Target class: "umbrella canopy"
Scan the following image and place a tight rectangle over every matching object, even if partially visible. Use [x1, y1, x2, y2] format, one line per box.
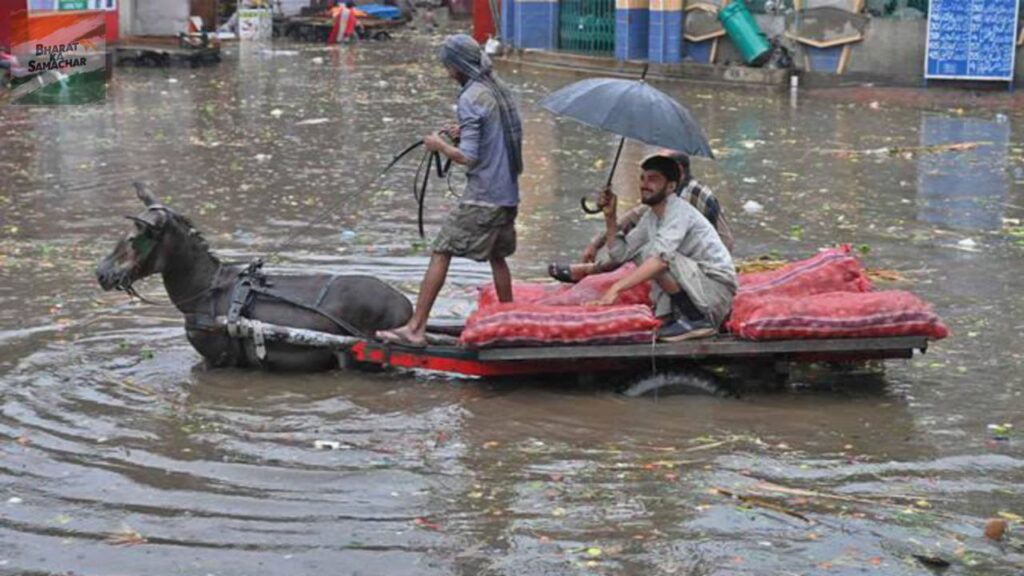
[539, 77, 714, 159]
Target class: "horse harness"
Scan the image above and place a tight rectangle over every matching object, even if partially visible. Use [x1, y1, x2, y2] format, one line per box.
[185, 260, 366, 367]
[170, 134, 458, 364]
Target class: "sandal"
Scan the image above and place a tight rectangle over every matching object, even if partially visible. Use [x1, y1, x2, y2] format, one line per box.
[547, 263, 578, 284]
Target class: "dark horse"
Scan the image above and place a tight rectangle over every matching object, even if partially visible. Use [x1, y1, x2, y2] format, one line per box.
[96, 184, 413, 371]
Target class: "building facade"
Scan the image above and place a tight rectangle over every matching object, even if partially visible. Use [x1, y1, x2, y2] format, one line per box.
[498, 0, 1024, 84]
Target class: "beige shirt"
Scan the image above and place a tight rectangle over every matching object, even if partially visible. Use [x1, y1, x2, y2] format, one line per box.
[605, 195, 737, 290]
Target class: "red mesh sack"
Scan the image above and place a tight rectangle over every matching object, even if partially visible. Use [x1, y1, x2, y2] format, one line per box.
[738, 246, 872, 297]
[727, 246, 873, 333]
[476, 265, 652, 310]
[459, 303, 660, 348]
[477, 281, 564, 310]
[732, 291, 949, 341]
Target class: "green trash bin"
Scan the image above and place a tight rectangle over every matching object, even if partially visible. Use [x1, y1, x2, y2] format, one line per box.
[718, 1, 771, 66]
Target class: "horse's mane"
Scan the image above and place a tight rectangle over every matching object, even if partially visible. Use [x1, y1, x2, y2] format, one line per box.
[164, 208, 220, 265]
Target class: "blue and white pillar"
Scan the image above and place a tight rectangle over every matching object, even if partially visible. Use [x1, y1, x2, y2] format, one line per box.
[615, 0, 649, 61]
[514, 0, 558, 50]
[501, 0, 517, 46]
[648, 0, 682, 63]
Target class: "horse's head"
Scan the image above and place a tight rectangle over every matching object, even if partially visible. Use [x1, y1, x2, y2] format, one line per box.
[95, 183, 178, 293]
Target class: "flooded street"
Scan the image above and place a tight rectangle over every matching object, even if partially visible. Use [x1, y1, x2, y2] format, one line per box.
[2, 32, 1024, 575]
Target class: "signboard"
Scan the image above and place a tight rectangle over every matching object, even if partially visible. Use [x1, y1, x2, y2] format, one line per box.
[925, 0, 1020, 81]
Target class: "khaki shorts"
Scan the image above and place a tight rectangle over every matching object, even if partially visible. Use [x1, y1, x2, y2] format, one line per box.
[432, 204, 517, 262]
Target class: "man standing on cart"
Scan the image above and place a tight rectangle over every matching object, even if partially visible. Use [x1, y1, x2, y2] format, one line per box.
[377, 34, 523, 348]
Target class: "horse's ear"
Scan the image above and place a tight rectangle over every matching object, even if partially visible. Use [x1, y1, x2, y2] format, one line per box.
[133, 181, 159, 207]
[126, 215, 155, 232]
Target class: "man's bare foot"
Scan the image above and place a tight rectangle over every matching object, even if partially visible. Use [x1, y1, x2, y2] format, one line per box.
[376, 325, 427, 348]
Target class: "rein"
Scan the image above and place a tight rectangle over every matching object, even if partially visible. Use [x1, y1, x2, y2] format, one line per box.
[412, 144, 455, 239]
[263, 137, 435, 262]
[264, 132, 459, 258]
[120, 261, 225, 309]
[116, 135, 457, 336]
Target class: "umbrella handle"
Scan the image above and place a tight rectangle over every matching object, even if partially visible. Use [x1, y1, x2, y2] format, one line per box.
[604, 136, 626, 189]
[580, 136, 627, 215]
[580, 196, 603, 214]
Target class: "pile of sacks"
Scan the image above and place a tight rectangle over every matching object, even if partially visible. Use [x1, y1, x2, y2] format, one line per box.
[460, 246, 948, 348]
[461, 264, 658, 348]
[726, 246, 948, 341]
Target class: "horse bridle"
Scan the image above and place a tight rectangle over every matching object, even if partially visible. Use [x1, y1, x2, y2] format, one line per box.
[125, 216, 162, 265]
[119, 205, 222, 308]
[119, 207, 364, 340]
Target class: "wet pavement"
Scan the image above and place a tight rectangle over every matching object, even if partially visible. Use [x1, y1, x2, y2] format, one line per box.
[2, 31, 1024, 575]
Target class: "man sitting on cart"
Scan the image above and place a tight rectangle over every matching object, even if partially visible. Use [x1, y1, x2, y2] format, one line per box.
[549, 150, 733, 283]
[592, 155, 737, 342]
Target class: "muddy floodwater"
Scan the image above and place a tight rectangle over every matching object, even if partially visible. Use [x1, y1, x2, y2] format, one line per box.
[2, 32, 1024, 575]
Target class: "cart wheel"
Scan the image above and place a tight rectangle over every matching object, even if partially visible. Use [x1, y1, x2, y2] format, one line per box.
[620, 367, 737, 398]
[374, 30, 392, 41]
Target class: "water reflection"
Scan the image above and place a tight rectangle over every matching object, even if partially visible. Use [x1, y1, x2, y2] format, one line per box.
[917, 114, 1010, 231]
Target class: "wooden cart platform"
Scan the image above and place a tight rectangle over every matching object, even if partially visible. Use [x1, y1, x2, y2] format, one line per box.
[344, 334, 930, 378]
[218, 317, 930, 380]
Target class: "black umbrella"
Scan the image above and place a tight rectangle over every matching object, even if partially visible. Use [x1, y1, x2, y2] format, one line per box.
[539, 68, 713, 213]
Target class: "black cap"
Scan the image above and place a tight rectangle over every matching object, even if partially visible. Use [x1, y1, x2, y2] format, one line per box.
[640, 154, 681, 184]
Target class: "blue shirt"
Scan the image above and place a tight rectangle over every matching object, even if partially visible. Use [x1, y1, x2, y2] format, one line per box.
[457, 80, 519, 207]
